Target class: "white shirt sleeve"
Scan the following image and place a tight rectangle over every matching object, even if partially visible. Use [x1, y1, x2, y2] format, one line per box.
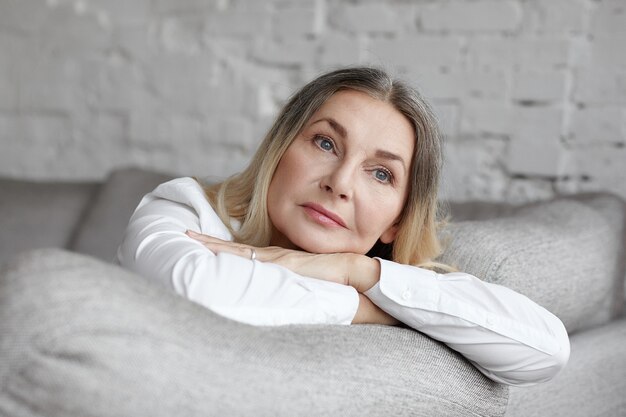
[116, 177, 359, 327]
[364, 258, 570, 387]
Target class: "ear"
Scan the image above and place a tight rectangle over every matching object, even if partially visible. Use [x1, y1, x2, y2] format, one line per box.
[380, 224, 399, 244]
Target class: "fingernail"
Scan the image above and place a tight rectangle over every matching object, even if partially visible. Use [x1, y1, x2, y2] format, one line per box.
[186, 230, 197, 235]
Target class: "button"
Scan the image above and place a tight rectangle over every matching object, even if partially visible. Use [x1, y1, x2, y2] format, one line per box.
[401, 289, 412, 300]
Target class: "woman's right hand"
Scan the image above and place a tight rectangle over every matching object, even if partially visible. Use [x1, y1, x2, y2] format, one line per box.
[186, 230, 380, 292]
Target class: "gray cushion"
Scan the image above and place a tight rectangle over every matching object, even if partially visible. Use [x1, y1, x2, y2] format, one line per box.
[0, 248, 508, 417]
[69, 167, 174, 262]
[439, 194, 626, 334]
[0, 178, 98, 267]
[505, 317, 626, 417]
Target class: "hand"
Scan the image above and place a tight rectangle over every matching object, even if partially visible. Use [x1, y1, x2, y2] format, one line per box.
[185, 230, 380, 292]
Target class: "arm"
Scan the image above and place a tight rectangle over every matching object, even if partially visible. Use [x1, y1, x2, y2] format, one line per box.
[362, 258, 570, 387]
[117, 178, 360, 326]
[191, 235, 569, 387]
[353, 294, 400, 325]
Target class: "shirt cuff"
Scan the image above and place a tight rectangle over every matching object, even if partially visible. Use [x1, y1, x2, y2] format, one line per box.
[297, 274, 360, 325]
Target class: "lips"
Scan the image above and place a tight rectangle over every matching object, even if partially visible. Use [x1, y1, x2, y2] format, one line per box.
[301, 203, 347, 228]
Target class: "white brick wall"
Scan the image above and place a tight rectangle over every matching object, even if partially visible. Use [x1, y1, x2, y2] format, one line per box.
[0, 0, 624, 203]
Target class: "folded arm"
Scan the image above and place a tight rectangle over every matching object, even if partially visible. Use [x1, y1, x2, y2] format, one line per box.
[193, 233, 570, 387]
[116, 179, 360, 326]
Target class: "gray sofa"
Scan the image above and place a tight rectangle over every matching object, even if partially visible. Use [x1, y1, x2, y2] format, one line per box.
[0, 167, 624, 417]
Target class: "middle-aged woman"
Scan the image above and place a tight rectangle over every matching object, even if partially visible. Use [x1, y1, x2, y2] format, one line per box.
[117, 67, 570, 387]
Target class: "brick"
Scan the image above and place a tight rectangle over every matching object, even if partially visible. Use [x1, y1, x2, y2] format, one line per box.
[510, 106, 563, 141]
[431, 102, 459, 138]
[583, 37, 626, 69]
[569, 107, 626, 144]
[521, 0, 586, 34]
[274, 6, 318, 37]
[460, 100, 512, 136]
[17, 56, 83, 111]
[467, 38, 569, 69]
[329, 3, 403, 34]
[82, 59, 140, 111]
[205, 10, 270, 37]
[319, 34, 362, 67]
[421, 1, 522, 33]
[569, 145, 626, 196]
[159, 16, 204, 54]
[73, 111, 127, 146]
[413, 70, 507, 100]
[148, 55, 239, 116]
[574, 69, 626, 104]
[511, 72, 567, 102]
[0, 0, 48, 33]
[74, 0, 151, 27]
[40, 4, 112, 55]
[591, 0, 626, 36]
[440, 139, 508, 201]
[0, 65, 17, 111]
[505, 178, 556, 204]
[252, 39, 318, 66]
[368, 37, 463, 70]
[152, 0, 218, 15]
[215, 117, 254, 151]
[18, 113, 73, 147]
[507, 135, 567, 177]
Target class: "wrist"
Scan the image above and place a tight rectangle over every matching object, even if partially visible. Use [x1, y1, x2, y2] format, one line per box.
[348, 254, 381, 293]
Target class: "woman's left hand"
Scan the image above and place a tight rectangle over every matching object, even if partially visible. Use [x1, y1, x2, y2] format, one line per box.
[185, 230, 380, 293]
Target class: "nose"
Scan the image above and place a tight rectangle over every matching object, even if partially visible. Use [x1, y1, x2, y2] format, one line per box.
[320, 162, 355, 200]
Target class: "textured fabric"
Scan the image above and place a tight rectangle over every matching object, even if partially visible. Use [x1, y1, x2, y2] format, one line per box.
[69, 167, 174, 261]
[438, 195, 625, 334]
[505, 316, 626, 417]
[0, 248, 508, 417]
[367, 260, 569, 386]
[0, 178, 98, 266]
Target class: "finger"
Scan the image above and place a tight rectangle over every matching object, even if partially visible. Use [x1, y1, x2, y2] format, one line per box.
[185, 230, 224, 243]
[199, 240, 255, 260]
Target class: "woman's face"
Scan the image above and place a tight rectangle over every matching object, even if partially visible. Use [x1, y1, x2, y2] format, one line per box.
[267, 89, 415, 254]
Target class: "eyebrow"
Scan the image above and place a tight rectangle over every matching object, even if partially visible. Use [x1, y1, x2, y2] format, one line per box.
[375, 149, 408, 172]
[313, 117, 409, 173]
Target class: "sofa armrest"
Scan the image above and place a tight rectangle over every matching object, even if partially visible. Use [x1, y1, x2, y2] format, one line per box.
[0, 249, 508, 417]
[69, 167, 174, 262]
[0, 178, 99, 267]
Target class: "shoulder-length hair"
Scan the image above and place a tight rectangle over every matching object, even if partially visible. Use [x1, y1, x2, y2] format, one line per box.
[202, 67, 444, 267]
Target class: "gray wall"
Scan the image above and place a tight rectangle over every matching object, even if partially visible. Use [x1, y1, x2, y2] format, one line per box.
[0, 0, 624, 202]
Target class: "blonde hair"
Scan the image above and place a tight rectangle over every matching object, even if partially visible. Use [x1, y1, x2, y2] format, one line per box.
[202, 67, 445, 267]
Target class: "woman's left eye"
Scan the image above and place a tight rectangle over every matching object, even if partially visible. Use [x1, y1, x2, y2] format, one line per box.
[373, 168, 393, 184]
[314, 136, 334, 152]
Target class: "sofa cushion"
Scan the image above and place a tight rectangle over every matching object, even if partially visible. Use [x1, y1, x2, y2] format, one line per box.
[439, 194, 626, 334]
[0, 248, 509, 417]
[69, 167, 174, 262]
[0, 178, 98, 267]
[505, 316, 626, 417]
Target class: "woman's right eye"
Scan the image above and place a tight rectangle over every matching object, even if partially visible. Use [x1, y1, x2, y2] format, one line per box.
[314, 136, 335, 152]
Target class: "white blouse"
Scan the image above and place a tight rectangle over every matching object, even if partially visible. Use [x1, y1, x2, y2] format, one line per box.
[117, 177, 570, 387]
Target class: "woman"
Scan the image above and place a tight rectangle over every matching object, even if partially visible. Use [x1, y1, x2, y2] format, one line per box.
[117, 67, 570, 387]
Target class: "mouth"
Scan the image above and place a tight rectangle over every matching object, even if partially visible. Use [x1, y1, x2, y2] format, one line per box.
[300, 203, 347, 228]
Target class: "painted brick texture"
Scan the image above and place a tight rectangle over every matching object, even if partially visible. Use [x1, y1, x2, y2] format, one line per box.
[0, 0, 624, 202]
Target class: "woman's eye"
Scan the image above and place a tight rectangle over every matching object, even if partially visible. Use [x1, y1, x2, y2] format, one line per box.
[374, 168, 392, 183]
[314, 136, 334, 152]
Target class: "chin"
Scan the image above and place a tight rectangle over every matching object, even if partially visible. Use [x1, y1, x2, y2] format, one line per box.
[290, 235, 364, 255]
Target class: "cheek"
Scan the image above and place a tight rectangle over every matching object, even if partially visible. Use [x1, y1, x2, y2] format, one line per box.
[355, 192, 405, 235]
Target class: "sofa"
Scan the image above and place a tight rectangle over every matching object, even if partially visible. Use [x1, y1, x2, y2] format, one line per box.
[0, 167, 624, 417]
